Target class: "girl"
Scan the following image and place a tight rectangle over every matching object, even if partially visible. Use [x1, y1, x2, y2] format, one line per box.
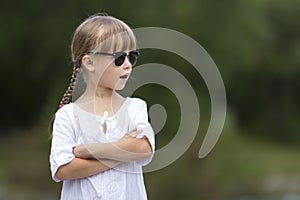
[49, 14, 155, 200]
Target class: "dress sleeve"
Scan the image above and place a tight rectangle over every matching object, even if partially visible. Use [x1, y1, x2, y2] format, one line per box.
[129, 98, 155, 166]
[49, 105, 76, 182]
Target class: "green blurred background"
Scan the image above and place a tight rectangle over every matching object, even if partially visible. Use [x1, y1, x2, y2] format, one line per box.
[1, 0, 300, 199]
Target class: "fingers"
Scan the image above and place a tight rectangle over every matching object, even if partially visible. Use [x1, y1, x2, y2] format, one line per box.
[126, 128, 143, 138]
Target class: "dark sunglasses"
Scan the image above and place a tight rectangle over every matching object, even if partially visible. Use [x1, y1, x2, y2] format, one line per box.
[88, 50, 140, 67]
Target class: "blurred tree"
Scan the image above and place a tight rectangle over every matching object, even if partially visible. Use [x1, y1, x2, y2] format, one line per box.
[226, 0, 300, 142]
[0, 0, 299, 144]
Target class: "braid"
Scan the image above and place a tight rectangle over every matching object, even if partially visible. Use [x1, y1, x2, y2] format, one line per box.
[58, 65, 81, 108]
[49, 65, 80, 135]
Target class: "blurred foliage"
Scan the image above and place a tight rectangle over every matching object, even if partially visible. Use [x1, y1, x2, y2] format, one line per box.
[1, 0, 300, 199]
[1, 0, 299, 142]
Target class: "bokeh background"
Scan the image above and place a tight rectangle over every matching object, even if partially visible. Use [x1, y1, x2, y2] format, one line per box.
[1, 0, 300, 199]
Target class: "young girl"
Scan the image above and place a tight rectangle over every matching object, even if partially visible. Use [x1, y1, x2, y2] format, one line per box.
[49, 14, 155, 200]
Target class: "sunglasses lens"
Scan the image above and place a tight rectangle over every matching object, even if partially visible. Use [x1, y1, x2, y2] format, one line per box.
[129, 52, 139, 66]
[114, 53, 126, 66]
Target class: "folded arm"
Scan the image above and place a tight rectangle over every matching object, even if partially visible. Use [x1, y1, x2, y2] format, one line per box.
[73, 129, 153, 162]
[55, 158, 121, 181]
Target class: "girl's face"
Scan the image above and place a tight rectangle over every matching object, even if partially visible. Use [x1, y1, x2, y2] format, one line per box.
[95, 50, 133, 91]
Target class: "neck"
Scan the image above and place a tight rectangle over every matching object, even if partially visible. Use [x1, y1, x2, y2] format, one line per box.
[80, 82, 115, 101]
[75, 85, 125, 116]
[95, 87, 114, 101]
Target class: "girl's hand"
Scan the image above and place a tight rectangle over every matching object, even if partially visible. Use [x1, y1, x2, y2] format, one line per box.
[73, 145, 90, 159]
[121, 128, 143, 140]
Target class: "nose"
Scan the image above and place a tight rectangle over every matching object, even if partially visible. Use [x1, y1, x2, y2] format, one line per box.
[122, 56, 132, 70]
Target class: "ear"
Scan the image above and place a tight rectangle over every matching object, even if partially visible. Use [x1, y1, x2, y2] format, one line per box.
[81, 55, 95, 72]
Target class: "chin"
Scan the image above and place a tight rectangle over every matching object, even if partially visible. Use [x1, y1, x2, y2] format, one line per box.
[115, 84, 126, 91]
[115, 86, 125, 91]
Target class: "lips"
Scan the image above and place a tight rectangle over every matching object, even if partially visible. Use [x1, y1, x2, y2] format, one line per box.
[120, 74, 129, 79]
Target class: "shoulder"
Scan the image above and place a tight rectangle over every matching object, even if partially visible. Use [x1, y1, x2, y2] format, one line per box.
[127, 97, 148, 109]
[55, 103, 74, 120]
[128, 97, 147, 105]
[52, 103, 76, 137]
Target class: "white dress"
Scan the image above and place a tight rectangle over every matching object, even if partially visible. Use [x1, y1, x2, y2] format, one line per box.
[49, 97, 155, 200]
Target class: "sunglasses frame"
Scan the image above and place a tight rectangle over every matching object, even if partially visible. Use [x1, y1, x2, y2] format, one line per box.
[88, 50, 140, 67]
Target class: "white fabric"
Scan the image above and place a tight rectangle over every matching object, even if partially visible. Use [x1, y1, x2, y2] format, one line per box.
[49, 97, 155, 200]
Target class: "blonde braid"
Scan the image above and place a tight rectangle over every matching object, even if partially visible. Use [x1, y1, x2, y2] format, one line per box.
[58, 65, 81, 108]
[49, 65, 80, 134]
